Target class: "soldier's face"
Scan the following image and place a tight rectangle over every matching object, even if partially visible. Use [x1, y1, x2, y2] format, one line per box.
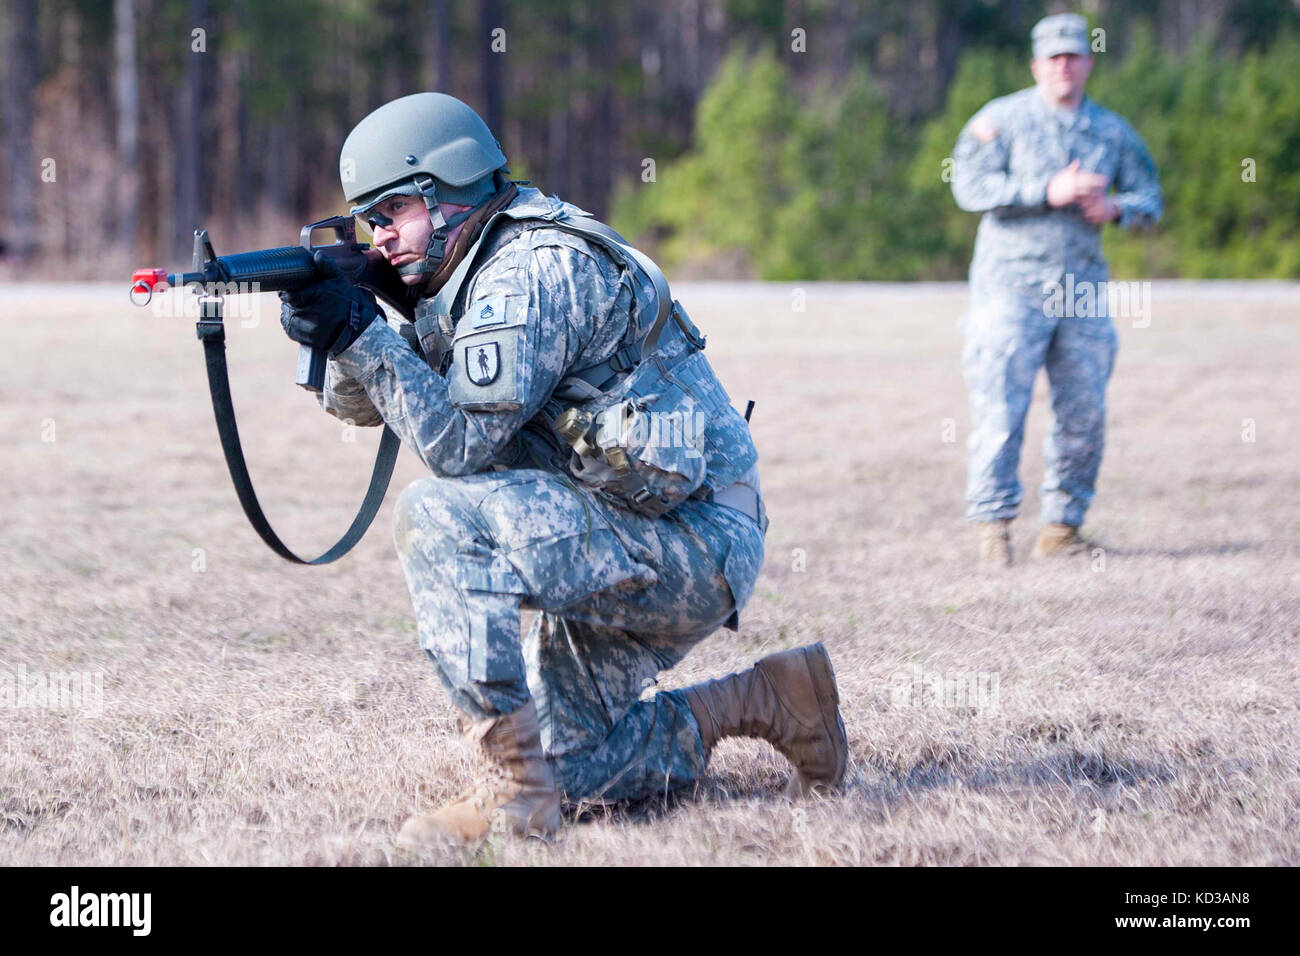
[365, 195, 437, 284]
[1031, 52, 1093, 105]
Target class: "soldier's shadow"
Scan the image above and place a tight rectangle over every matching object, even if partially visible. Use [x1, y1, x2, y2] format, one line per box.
[562, 770, 793, 828]
[1096, 540, 1258, 559]
[563, 745, 1188, 828]
[563, 791, 690, 828]
[873, 748, 1177, 795]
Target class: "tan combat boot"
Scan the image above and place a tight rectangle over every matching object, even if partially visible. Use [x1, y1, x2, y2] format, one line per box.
[978, 519, 1013, 567]
[682, 643, 849, 798]
[1031, 522, 1091, 558]
[396, 699, 561, 847]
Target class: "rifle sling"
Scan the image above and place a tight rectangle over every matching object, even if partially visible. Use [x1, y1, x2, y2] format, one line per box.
[196, 314, 399, 565]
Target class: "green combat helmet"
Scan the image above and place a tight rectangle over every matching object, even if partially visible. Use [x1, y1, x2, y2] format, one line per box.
[339, 92, 508, 279]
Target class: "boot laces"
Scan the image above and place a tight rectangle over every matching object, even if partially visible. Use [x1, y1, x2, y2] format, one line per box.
[471, 761, 512, 805]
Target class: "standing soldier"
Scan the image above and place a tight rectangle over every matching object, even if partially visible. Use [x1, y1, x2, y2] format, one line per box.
[277, 93, 848, 845]
[951, 13, 1162, 565]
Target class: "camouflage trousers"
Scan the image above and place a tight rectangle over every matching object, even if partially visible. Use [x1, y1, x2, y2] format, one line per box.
[392, 468, 765, 803]
[961, 273, 1119, 526]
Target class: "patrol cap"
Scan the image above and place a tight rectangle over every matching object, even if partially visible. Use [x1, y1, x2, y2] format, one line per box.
[1031, 13, 1090, 59]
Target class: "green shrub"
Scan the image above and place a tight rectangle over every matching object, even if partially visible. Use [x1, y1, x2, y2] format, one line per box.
[612, 31, 1300, 279]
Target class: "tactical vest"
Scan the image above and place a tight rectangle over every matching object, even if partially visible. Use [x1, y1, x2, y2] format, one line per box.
[409, 190, 762, 523]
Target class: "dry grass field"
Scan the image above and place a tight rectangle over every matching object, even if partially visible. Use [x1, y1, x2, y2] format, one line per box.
[2, 281, 1297, 866]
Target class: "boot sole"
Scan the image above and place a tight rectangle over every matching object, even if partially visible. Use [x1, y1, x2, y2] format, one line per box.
[799, 643, 849, 791]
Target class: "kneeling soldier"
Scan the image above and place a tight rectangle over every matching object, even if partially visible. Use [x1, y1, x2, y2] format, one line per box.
[278, 93, 848, 844]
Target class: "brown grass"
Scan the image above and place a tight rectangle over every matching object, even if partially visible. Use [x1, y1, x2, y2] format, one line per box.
[2, 281, 1297, 865]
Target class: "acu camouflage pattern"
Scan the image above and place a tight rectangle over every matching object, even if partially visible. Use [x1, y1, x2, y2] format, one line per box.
[555, 297, 759, 518]
[951, 88, 1162, 526]
[319, 187, 766, 802]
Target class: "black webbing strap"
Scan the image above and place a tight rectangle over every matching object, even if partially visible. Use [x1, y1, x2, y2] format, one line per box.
[196, 311, 399, 564]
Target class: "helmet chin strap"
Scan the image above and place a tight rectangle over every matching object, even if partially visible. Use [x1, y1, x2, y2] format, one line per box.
[394, 174, 475, 278]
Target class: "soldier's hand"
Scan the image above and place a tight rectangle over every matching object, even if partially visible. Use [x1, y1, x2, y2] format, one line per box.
[279, 255, 380, 356]
[1077, 191, 1121, 225]
[1047, 159, 1110, 208]
[968, 116, 1000, 144]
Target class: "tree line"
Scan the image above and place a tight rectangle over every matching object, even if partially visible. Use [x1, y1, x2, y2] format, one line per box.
[1, 0, 1296, 278]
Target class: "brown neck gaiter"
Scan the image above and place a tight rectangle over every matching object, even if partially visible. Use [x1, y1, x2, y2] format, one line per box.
[421, 183, 520, 297]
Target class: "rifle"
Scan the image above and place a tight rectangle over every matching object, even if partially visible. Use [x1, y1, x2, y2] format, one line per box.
[130, 217, 416, 565]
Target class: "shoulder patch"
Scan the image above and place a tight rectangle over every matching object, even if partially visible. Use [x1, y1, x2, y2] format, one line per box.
[448, 292, 530, 411]
[464, 341, 501, 386]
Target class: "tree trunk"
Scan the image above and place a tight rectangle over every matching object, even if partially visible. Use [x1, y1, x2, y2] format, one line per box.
[2, 0, 39, 261]
[545, 5, 570, 198]
[114, 0, 140, 258]
[172, 0, 207, 259]
[211, 21, 245, 242]
[480, 0, 503, 135]
[426, 0, 451, 91]
[593, 1, 616, 218]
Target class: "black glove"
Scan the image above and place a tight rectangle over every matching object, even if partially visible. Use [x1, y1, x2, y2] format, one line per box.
[279, 254, 379, 356]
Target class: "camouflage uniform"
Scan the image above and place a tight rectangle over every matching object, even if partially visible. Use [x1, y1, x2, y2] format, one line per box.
[318, 187, 766, 802]
[952, 87, 1162, 526]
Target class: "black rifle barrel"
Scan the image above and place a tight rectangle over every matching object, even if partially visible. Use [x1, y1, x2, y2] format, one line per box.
[172, 245, 365, 292]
